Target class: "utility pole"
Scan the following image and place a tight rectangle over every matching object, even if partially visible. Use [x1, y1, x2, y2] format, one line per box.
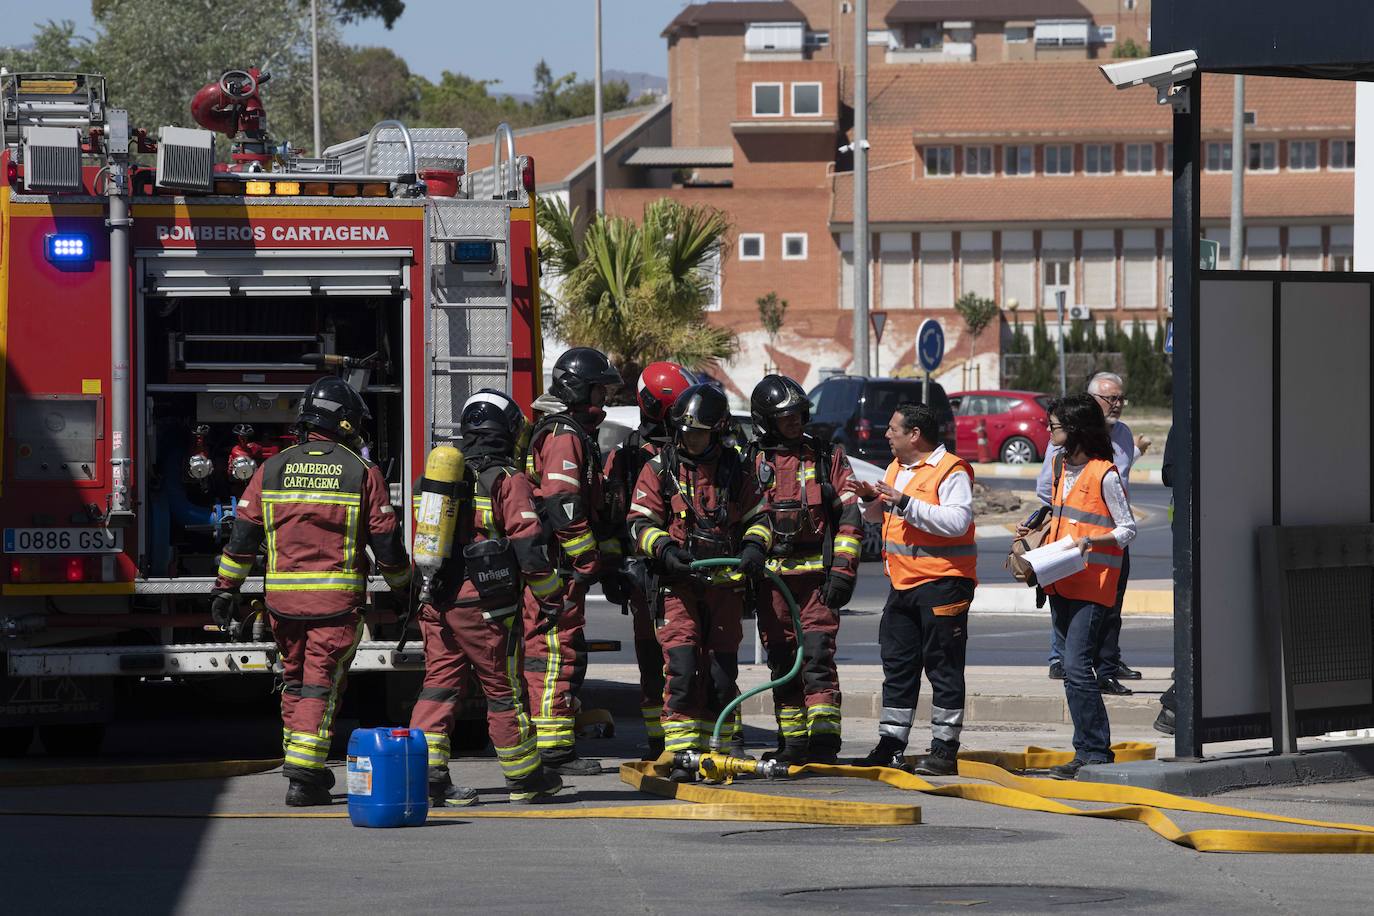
[852, 0, 870, 375]
[1230, 75, 1244, 268]
[594, 0, 605, 212]
[1055, 289, 1067, 396]
[310, 0, 322, 156]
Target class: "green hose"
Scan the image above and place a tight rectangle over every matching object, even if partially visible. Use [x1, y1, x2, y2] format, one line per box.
[688, 558, 804, 751]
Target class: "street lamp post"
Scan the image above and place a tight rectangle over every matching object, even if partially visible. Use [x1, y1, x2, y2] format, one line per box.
[594, 0, 605, 213]
[310, 0, 321, 156]
[1056, 288, 1067, 396]
[851, 0, 870, 375]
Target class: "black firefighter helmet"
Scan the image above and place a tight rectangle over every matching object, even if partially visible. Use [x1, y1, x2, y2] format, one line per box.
[669, 383, 731, 457]
[297, 376, 370, 446]
[549, 347, 622, 407]
[460, 388, 527, 446]
[750, 374, 810, 442]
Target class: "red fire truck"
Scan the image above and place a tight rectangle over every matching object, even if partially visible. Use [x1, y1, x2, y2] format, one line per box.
[0, 70, 543, 755]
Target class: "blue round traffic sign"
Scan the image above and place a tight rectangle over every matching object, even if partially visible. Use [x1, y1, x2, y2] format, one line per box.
[917, 319, 944, 372]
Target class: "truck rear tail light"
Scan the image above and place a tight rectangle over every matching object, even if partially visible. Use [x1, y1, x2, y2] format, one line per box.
[245, 180, 273, 195]
[333, 183, 358, 196]
[65, 558, 86, 583]
[5, 160, 18, 186]
[274, 181, 301, 196]
[521, 156, 535, 194]
[302, 182, 331, 196]
[857, 418, 873, 441]
[10, 558, 25, 582]
[361, 183, 389, 197]
[214, 180, 239, 194]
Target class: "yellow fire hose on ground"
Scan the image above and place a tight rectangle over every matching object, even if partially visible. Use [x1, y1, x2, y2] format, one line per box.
[4, 561, 1374, 851]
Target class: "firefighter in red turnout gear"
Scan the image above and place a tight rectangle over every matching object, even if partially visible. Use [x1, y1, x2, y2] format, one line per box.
[522, 348, 622, 776]
[748, 375, 864, 764]
[408, 390, 567, 806]
[213, 378, 410, 807]
[628, 384, 772, 781]
[602, 361, 698, 759]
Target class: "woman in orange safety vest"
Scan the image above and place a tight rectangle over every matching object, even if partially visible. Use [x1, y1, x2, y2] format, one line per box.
[1018, 393, 1137, 780]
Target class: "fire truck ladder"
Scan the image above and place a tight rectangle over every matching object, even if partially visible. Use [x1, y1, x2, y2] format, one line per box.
[425, 125, 522, 446]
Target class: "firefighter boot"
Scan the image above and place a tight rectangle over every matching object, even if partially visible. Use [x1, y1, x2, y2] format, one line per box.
[912, 742, 959, 777]
[763, 706, 809, 766]
[508, 767, 567, 804]
[542, 751, 603, 776]
[852, 736, 912, 772]
[285, 779, 334, 807]
[428, 767, 479, 808]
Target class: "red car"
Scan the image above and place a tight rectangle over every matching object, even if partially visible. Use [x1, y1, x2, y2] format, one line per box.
[949, 390, 1052, 464]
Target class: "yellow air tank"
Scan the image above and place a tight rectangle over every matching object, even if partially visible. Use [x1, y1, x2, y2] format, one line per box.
[412, 445, 465, 603]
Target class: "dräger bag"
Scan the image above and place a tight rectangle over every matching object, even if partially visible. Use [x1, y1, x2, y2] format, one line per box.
[1006, 507, 1051, 585]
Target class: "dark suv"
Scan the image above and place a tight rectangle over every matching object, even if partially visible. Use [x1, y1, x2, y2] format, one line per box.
[806, 376, 958, 464]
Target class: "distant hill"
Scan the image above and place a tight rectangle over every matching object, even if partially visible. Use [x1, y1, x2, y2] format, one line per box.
[605, 70, 668, 99]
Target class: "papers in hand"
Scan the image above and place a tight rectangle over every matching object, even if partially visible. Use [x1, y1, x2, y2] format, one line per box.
[1021, 536, 1087, 588]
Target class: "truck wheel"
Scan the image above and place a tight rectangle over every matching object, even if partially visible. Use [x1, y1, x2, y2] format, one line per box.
[0, 726, 34, 758]
[38, 723, 106, 757]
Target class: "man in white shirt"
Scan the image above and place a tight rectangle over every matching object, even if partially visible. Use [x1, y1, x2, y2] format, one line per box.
[1036, 372, 1149, 692]
[849, 404, 976, 777]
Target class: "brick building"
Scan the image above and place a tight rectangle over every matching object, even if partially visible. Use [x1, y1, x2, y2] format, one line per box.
[495, 1, 1354, 399]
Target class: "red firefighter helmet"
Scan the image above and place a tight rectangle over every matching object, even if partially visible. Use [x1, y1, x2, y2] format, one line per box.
[636, 362, 698, 424]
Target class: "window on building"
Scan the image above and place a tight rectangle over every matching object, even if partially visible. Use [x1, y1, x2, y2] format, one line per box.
[1205, 142, 1232, 172]
[1002, 231, 1036, 309]
[1005, 26, 1029, 43]
[1093, 24, 1116, 43]
[739, 233, 764, 260]
[914, 24, 942, 49]
[1288, 226, 1322, 271]
[838, 233, 872, 311]
[1126, 0, 1138, 9]
[964, 146, 994, 176]
[1035, 19, 1090, 46]
[1085, 144, 1114, 175]
[1124, 143, 1155, 173]
[1288, 140, 1319, 171]
[961, 232, 994, 301]
[869, 29, 895, 47]
[1247, 141, 1277, 172]
[752, 83, 783, 117]
[919, 232, 953, 308]
[804, 30, 830, 49]
[792, 82, 822, 116]
[703, 245, 722, 311]
[1082, 233, 1116, 309]
[924, 146, 954, 177]
[1331, 139, 1356, 170]
[745, 22, 805, 53]
[1334, 253, 1355, 271]
[782, 233, 808, 260]
[1042, 257, 1072, 306]
[881, 233, 914, 309]
[1044, 145, 1073, 175]
[1246, 226, 1280, 270]
[1122, 230, 1156, 309]
[1004, 145, 1034, 176]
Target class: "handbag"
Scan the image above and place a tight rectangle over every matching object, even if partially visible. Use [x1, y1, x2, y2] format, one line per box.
[1005, 453, 1063, 586]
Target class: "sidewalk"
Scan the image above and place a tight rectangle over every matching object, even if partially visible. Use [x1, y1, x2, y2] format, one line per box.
[973, 579, 1172, 616]
[971, 461, 1164, 485]
[584, 663, 1172, 729]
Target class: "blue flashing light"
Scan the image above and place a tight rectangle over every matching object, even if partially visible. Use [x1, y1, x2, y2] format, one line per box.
[45, 233, 91, 264]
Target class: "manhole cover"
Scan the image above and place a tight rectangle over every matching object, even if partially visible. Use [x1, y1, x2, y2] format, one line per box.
[717, 826, 1035, 847]
[781, 884, 1128, 909]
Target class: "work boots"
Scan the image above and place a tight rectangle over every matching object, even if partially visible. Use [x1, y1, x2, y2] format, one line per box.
[912, 742, 959, 777]
[283, 765, 335, 807]
[541, 752, 603, 776]
[508, 767, 567, 804]
[762, 734, 810, 767]
[428, 767, 479, 808]
[643, 736, 666, 761]
[852, 736, 912, 771]
[807, 734, 841, 766]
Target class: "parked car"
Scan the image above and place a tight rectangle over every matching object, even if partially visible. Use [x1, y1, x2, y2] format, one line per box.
[949, 389, 1052, 464]
[806, 376, 957, 465]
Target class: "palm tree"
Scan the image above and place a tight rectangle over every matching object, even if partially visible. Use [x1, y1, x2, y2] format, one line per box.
[537, 197, 737, 380]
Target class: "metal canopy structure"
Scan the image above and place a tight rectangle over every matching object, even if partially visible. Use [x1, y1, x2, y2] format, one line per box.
[1155, 0, 1374, 757]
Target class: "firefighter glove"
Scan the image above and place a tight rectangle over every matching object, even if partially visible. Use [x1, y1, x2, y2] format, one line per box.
[661, 545, 694, 576]
[600, 568, 629, 606]
[821, 569, 857, 609]
[737, 542, 767, 577]
[210, 588, 240, 632]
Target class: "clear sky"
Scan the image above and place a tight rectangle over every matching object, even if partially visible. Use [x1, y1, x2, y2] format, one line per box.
[7, 0, 684, 94]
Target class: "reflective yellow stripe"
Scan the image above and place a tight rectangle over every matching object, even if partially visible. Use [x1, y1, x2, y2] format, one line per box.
[766, 555, 824, 573]
[528, 571, 561, 598]
[562, 531, 596, 556]
[261, 490, 362, 506]
[217, 556, 252, 580]
[639, 527, 669, 556]
[266, 571, 366, 592]
[599, 539, 623, 556]
[745, 524, 772, 546]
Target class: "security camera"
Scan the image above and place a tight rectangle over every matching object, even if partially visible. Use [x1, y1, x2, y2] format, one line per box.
[1099, 49, 1198, 110]
[838, 139, 871, 154]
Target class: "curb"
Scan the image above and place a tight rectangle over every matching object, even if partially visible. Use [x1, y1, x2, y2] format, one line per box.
[971, 462, 1164, 486]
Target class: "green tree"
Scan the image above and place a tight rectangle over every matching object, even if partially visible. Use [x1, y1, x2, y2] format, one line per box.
[532, 58, 632, 122]
[415, 70, 528, 137]
[0, 19, 91, 72]
[757, 291, 788, 348]
[1112, 38, 1149, 59]
[538, 197, 736, 378]
[954, 291, 1000, 370]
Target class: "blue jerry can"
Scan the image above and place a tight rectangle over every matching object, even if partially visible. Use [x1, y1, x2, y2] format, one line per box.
[346, 727, 429, 828]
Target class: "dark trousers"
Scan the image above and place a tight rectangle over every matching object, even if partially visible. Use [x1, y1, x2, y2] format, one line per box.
[1050, 547, 1129, 678]
[877, 577, 973, 753]
[1049, 594, 1113, 763]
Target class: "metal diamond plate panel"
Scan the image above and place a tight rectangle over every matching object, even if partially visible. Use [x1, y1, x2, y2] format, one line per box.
[325, 127, 468, 175]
